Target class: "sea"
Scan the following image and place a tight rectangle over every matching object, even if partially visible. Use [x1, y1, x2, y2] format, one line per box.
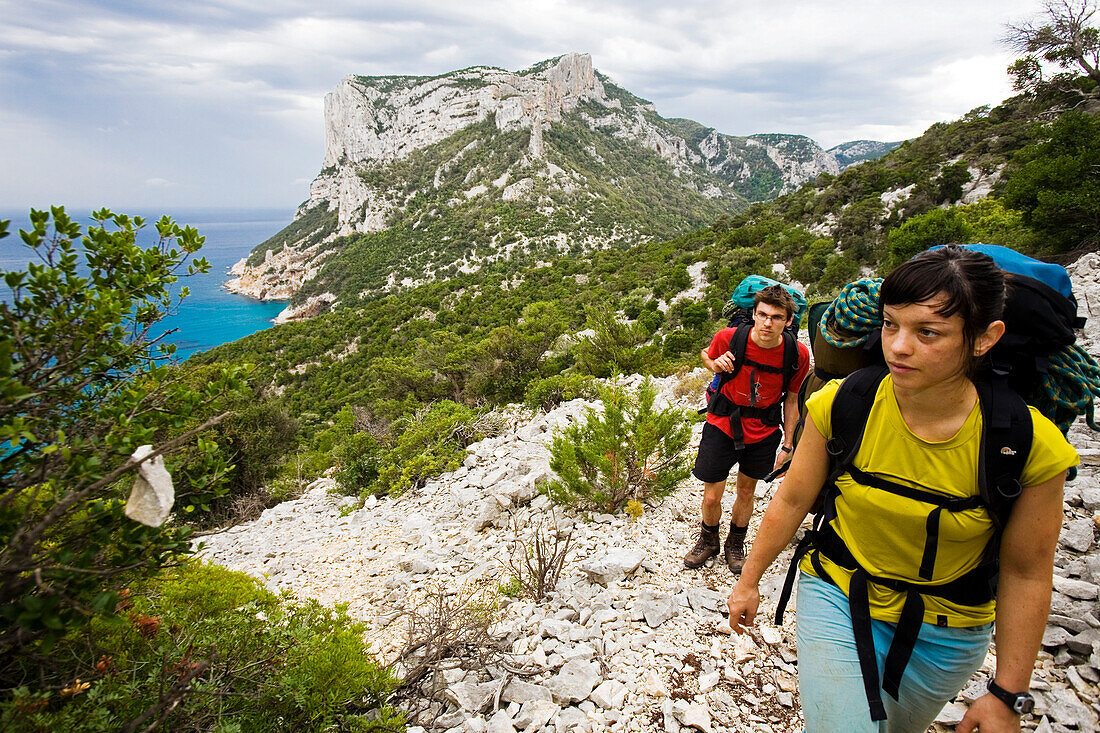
[0, 207, 292, 361]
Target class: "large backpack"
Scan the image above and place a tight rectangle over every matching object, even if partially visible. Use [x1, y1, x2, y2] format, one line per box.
[771, 244, 1098, 722]
[701, 276, 806, 449]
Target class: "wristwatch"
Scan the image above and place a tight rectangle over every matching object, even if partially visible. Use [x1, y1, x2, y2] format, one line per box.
[987, 679, 1035, 714]
[779, 445, 793, 454]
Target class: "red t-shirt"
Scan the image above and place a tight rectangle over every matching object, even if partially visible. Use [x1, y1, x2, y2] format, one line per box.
[706, 326, 810, 444]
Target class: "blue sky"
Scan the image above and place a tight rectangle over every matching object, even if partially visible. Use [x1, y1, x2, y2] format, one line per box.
[1, 0, 1041, 212]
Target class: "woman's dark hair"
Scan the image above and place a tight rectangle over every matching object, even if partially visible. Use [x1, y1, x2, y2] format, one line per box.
[880, 245, 1007, 352]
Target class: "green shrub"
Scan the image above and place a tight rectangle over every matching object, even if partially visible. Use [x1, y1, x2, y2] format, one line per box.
[1002, 111, 1100, 252]
[886, 207, 974, 265]
[0, 208, 250, 670]
[0, 562, 402, 732]
[372, 400, 482, 496]
[573, 305, 661, 378]
[662, 329, 696, 357]
[524, 373, 599, 411]
[334, 432, 383, 495]
[545, 378, 692, 513]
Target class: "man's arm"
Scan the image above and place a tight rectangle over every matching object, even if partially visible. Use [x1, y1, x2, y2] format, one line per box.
[773, 388, 800, 472]
[702, 347, 735, 373]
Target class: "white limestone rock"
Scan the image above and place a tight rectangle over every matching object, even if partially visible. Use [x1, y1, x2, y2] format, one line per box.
[580, 549, 646, 586]
[124, 445, 174, 527]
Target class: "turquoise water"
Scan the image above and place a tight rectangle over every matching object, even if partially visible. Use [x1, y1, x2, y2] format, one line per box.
[0, 207, 292, 361]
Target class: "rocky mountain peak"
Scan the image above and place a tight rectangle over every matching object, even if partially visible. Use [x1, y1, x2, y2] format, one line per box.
[322, 52, 605, 169]
[227, 55, 898, 320]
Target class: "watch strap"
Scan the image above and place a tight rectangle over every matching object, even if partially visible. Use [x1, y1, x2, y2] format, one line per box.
[987, 679, 1034, 714]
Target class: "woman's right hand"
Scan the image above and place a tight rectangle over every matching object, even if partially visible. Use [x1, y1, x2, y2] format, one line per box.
[727, 579, 760, 633]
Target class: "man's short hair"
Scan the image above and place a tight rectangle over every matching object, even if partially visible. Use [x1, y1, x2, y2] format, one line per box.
[753, 284, 796, 320]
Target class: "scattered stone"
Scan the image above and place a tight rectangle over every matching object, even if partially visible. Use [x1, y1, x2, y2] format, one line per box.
[1053, 575, 1099, 600]
[543, 658, 600, 704]
[514, 699, 556, 732]
[1066, 628, 1100, 655]
[501, 680, 553, 705]
[686, 587, 725, 614]
[760, 626, 783, 645]
[446, 681, 497, 713]
[643, 669, 670, 697]
[636, 591, 678, 628]
[678, 702, 713, 733]
[486, 709, 516, 733]
[590, 679, 628, 709]
[1062, 518, 1096, 553]
[934, 701, 968, 726]
[579, 549, 646, 586]
[1043, 626, 1073, 647]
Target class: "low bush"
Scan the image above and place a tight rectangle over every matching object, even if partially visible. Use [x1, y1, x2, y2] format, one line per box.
[545, 378, 692, 513]
[502, 511, 574, 601]
[0, 562, 402, 732]
[524, 373, 599, 411]
[371, 400, 484, 496]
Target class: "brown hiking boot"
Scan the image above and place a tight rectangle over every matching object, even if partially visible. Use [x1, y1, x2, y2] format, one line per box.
[725, 527, 747, 574]
[684, 525, 721, 569]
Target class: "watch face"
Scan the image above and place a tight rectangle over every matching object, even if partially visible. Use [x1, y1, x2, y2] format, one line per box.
[1014, 696, 1034, 714]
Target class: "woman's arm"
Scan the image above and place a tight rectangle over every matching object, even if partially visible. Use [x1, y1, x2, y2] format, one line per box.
[957, 471, 1066, 733]
[727, 415, 831, 631]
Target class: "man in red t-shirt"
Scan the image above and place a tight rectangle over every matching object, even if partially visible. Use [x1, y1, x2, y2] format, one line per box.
[684, 285, 809, 573]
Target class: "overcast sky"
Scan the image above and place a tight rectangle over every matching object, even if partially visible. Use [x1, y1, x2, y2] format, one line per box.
[0, 0, 1044, 212]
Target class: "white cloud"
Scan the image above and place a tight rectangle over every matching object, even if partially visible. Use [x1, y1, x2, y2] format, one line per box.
[0, 0, 1051, 208]
[145, 178, 176, 188]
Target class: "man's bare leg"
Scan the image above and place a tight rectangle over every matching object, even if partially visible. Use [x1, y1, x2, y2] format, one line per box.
[725, 471, 759, 573]
[685, 480, 726, 568]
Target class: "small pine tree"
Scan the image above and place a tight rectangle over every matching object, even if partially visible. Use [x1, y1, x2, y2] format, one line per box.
[545, 378, 691, 513]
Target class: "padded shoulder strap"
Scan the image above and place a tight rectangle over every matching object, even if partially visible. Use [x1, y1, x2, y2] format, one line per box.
[781, 331, 798, 395]
[827, 365, 890, 481]
[976, 379, 1033, 530]
[714, 325, 752, 391]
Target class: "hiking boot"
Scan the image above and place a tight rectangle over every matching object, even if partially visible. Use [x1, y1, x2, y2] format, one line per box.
[725, 526, 747, 574]
[683, 525, 721, 569]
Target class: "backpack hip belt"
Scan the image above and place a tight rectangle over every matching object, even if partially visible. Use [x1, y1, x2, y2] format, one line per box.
[775, 505, 999, 722]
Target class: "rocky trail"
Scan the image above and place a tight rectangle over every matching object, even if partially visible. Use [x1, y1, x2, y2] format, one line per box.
[198, 254, 1100, 733]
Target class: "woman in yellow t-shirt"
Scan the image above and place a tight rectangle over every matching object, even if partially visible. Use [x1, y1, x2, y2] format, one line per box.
[726, 246, 1078, 733]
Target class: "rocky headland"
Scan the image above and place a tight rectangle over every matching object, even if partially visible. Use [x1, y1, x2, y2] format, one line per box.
[224, 53, 877, 319]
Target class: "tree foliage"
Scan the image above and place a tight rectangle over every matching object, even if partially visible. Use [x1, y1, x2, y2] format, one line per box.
[1002, 110, 1100, 251]
[1005, 0, 1100, 91]
[0, 208, 249, 670]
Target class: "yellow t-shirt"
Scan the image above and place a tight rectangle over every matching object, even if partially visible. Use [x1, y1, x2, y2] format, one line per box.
[801, 376, 1079, 627]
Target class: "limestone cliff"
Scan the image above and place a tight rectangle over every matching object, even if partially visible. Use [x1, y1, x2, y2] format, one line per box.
[227, 53, 863, 317]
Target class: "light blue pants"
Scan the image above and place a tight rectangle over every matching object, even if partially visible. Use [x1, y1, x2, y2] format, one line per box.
[796, 572, 992, 733]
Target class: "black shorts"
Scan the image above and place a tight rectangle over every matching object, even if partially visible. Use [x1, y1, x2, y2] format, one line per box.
[692, 423, 782, 483]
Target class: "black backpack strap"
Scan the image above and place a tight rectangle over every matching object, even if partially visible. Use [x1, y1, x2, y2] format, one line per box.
[781, 330, 798, 395]
[849, 568, 888, 721]
[975, 378, 1033, 531]
[729, 324, 751, 380]
[826, 365, 889, 483]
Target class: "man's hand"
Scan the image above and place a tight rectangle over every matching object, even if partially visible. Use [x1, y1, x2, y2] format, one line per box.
[727, 579, 760, 633]
[712, 350, 736, 373]
[772, 446, 791, 476]
[956, 693, 1021, 733]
